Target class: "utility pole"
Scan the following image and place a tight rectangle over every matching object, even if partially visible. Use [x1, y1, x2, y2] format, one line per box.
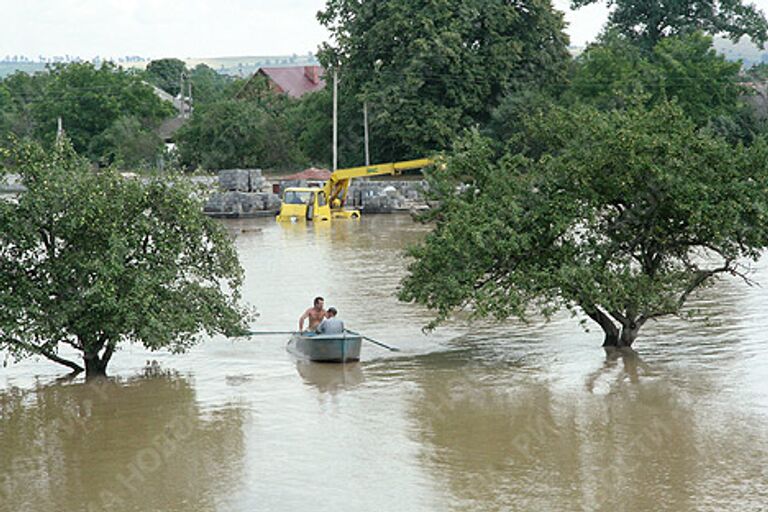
[333, 69, 338, 172]
[178, 72, 186, 118]
[363, 101, 370, 166]
[188, 79, 193, 115]
[56, 117, 63, 143]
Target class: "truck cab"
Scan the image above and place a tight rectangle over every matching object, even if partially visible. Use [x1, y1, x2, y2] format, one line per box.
[276, 187, 361, 222]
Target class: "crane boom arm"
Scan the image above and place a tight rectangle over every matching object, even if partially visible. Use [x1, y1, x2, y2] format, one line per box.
[324, 158, 433, 205]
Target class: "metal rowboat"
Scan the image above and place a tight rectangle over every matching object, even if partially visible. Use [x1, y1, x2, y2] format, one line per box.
[287, 331, 362, 363]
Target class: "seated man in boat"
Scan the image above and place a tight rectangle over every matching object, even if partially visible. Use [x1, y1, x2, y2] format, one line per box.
[316, 307, 344, 335]
[298, 297, 326, 333]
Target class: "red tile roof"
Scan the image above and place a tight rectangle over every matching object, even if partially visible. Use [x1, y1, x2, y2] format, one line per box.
[279, 167, 331, 181]
[258, 66, 326, 98]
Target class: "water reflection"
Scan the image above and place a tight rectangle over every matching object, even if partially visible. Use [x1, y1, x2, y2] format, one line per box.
[0, 367, 247, 512]
[295, 361, 365, 394]
[585, 347, 650, 391]
[404, 349, 768, 511]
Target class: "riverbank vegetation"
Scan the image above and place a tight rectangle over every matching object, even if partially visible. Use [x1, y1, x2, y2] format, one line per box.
[396, 0, 768, 346]
[0, 140, 250, 378]
[3, 0, 768, 368]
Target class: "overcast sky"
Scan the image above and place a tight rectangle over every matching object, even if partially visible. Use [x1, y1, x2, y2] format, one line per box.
[3, 0, 767, 59]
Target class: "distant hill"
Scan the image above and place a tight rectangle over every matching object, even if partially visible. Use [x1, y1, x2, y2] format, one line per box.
[0, 62, 46, 78]
[0, 54, 320, 78]
[713, 37, 768, 67]
[2, 39, 764, 80]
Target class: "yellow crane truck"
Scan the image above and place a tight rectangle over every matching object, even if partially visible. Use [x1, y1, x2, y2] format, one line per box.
[276, 158, 433, 222]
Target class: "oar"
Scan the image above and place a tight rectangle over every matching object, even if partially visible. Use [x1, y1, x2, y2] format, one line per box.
[348, 330, 401, 352]
[245, 330, 297, 336]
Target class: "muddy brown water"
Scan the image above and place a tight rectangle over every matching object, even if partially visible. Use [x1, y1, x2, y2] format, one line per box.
[1, 215, 767, 512]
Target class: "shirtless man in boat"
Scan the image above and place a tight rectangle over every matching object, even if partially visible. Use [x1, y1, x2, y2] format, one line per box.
[298, 297, 326, 332]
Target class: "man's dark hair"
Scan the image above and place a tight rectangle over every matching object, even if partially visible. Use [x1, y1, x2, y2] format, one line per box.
[327, 307, 338, 316]
[314, 296, 324, 306]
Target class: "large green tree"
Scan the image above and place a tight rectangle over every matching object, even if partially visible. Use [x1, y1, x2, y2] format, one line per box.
[0, 139, 250, 378]
[400, 103, 768, 347]
[89, 115, 165, 168]
[145, 58, 188, 96]
[29, 62, 173, 160]
[317, 0, 570, 162]
[0, 71, 50, 142]
[187, 63, 233, 106]
[567, 32, 744, 126]
[176, 99, 304, 171]
[572, 0, 768, 49]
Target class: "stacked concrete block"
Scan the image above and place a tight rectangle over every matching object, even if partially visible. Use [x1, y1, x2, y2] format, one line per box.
[218, 169, 251, 192]
[204, 168, 281, 217]
[346, 180, 428, 213]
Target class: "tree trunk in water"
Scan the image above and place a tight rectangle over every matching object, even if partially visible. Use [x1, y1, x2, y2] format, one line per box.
[604, 325, 640, 348]
[583, 306, 620, 347]
[602, 330, 620, 347]
[619, 325, 640, 347]
[84, 354, 109, 379]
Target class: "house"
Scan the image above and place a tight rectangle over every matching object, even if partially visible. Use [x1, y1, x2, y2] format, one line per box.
[242, 65, 326, 99]
[273, 167, 331, 194]
[144, 81, 191, 146]
[144, 82, 192, 117]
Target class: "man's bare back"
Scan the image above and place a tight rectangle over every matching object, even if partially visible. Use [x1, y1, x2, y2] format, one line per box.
[299, 297, 326, 332]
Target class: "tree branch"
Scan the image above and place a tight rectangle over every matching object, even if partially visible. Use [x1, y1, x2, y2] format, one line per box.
[581, 303, 619, 338]
[639, 263, 732, 322]
[4, 337, 84, 373]
[101, 341, 116, 367]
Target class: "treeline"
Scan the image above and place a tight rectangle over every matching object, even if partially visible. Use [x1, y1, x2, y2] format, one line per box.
[0, 56, 344, 172]
[3, 0, 768, 175]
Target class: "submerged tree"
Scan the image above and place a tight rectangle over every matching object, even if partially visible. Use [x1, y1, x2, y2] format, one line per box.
[400, 103, 768, 347]
[0, 139, 250, 377]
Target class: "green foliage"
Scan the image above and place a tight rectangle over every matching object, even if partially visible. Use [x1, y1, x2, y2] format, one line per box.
[176, 99, 304, 171]
[89, 116, 165, 168]
[0, 71, 49, 140]
[0, 84, 10, 134]
[26, 62, 173, 160]
[145, 58, 187, 96]
[0, 139, 250, 377]
[652, 33, 745, 124]
[568, 32, 652, 111]
[401, 103, 768, 346]
[571, 0, 768, 49]
[188, 64, 233, 105]
[317, 0, 570, 161]
[567, 32, 744, 126]
[283, 86, 374, 169]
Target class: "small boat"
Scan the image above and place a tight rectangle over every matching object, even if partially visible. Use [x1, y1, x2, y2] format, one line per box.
[287, 331, 363, 363]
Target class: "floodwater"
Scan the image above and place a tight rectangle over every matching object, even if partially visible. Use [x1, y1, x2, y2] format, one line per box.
[2, 215, 767, 512]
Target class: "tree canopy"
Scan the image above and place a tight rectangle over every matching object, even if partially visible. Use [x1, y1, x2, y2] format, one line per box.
[400, 102, 768, 347]
[0, 62, 175, 164]
[317, 0, 570, 162]
[571, 0, 768, 49]
[175, 99, 304, 171]
[0, 139, 250, 377]
[32, 63, 173, 158]
[568, 32, 744, 126]
[145, 58, 188, 96]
